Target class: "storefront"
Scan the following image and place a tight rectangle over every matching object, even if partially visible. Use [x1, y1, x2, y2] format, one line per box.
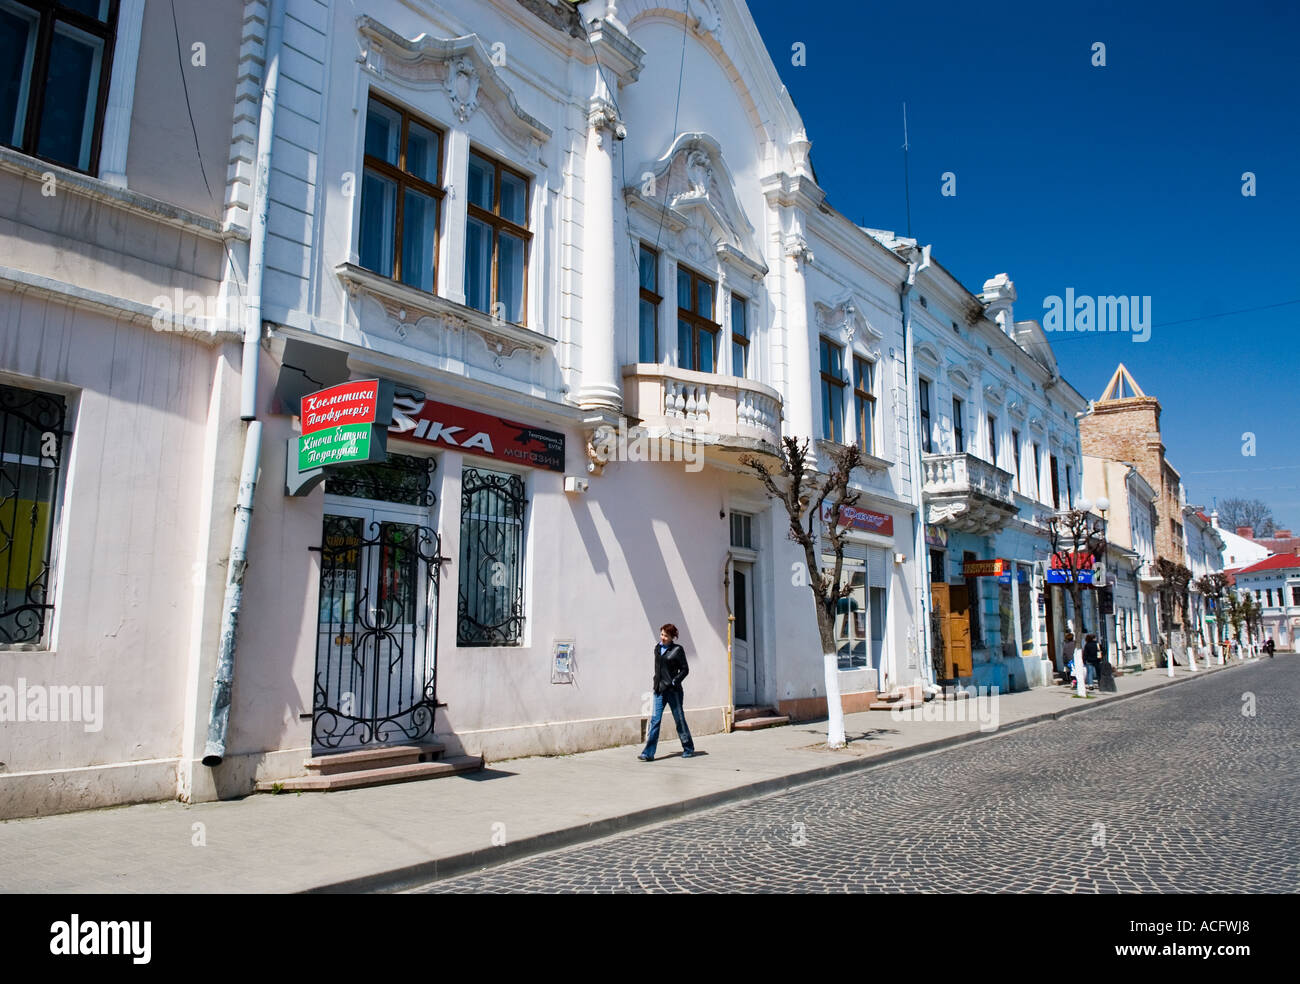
[822, 502, 898, 699]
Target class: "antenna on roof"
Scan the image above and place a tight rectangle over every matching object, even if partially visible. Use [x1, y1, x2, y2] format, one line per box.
[902, 103, 913, 239]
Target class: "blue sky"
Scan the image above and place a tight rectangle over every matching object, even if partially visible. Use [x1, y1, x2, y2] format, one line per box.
[745, 0, 1300, 527]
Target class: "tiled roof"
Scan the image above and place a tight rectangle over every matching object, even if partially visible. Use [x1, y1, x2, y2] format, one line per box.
[1236, 554, 1300, 575]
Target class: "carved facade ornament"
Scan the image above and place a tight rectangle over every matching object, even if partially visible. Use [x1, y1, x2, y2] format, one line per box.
[585, 424, 618, 475]
[445, 56, 480, 122]
[984, 381, 1006, 405]
[784, 234, 814, 267]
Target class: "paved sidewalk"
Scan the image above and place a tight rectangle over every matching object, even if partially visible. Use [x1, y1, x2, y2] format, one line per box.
[0, 657, 1257, 893]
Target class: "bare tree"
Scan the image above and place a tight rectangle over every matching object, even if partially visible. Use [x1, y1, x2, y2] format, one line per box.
[1155, 557, 1193, 643]
[740, 437, 865, 749]
[1218, 497, 1276, 537]
[1046, 507, 1107, 637]
[1195, 572, 1230, 649]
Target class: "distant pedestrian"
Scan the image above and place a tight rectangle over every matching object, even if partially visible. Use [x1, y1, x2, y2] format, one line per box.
[1060, 633, 1077, 683]
[1265, 637, 1275, 657]
[638, 623, 696, 761]
[1083, 633, 1101, 688]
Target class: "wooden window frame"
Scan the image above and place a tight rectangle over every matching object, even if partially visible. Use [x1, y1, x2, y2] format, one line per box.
[466, 149, 532, 325]
[820, 336, 846, 444]
[2, 0, 120, 175]
[730, 292, 749, 378]
[676, 265, 719, 372]
[853, 355, 875, 456]
[361, 93, 446, 290]
[638, 243, 660, 363]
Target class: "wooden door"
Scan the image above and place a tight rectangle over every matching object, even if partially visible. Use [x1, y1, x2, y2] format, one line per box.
[947, 584, 973, 678]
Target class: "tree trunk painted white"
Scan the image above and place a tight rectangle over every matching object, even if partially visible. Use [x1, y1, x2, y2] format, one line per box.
[1166, 648, 1175, 677]
[823, 652, 846, 748]
[1074, 653, 1086, 698]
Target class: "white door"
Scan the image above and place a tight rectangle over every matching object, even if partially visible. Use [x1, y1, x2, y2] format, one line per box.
[314, 497, 439, 751]
[732, 562, 756, 705]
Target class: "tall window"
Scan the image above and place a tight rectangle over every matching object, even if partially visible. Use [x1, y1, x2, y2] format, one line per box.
[1033, 442, 1042, 499]
[676, 266, 718, 372]
[918, 378, 933, 453]
[1050, 454, 1061, 508]
[0, 0, 118, 174]
[987, 414, 998, 465]
[0, 382, 69, 646]
[730, 294, 749, 378]
[457, 467, 526, 646]
[1012, 429, 1022, 491]
[853, 356, 875, 456]
[819, 337, 846, 443]
[638, 244, 659, 363]
[465, 151, 530, 325]
[952, 397, 965, 452]
[1066, 465, 1074, 508]
[359, 95, 444, 293]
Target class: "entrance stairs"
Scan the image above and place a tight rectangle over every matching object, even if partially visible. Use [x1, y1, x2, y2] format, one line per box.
[732, 705, 790, 731]
[256, 742, 482, 793]
[869, 683, 925, 711]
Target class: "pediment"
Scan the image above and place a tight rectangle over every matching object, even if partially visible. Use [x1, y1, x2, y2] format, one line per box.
[915, 341, 942, 367]
[814, 293, 885, 353]
[628, 132, 761, 265]
[357, 17, 551, 152]
[947, 363, 972, 389]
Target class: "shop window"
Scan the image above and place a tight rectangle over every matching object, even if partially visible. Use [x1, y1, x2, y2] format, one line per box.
[819, 337, 845, 443]
[0, 0, 118, 174]
[834, 566, 868, 669]
[676, 266, 718, 372]
[638, 244, 660, 363]
[465, 150, 530, 325]
[457, 467, 526, 646]
[0, 382, 70, 646]
[358, 95, 445, 293]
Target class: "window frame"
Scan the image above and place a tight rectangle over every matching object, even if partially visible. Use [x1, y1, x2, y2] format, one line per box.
[987, 413, 998, 465]
[1012, 429, 1022, 492]
[676, 265, 719, 372]
[819, 336, 847, 444]
[918, 378, 933, 454]
[952, 396, 965, 453]
[853, 355, 875, 456]
[465, 148, 532, 326]
[637, 243, 660, 364]
[730, 292, 749, 378]
[456, 464, 528, 647]
[1, 0, 120, 175]
[359, 92, 446, 292]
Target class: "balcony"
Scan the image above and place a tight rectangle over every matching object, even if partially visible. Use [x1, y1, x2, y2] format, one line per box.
[621, 364, 783, 456]
[922, 452, 1018, 534]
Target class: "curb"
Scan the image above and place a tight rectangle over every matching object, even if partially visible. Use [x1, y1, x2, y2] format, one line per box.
[304, 658, 1251, 893]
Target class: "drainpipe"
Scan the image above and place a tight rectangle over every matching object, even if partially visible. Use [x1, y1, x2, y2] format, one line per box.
[203, 0, 286, 767]
[899, 243, 937, 694]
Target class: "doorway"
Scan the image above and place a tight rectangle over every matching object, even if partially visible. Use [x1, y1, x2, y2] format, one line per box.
[732, 561, 756, 705]
[314, 494, 443, 751]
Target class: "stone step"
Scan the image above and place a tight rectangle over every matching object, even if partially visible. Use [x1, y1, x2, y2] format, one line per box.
[732, 714, 790, 731]
[733, 705, 782, 722]
[869, 699, 923, 711]
[257, 755, 483, 793]
[304, 742, 445, 776]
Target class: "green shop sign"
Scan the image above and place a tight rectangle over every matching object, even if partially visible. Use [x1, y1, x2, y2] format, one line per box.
[298, 423, 373, 470]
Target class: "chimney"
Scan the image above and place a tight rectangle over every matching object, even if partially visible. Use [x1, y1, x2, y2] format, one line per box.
[1275, 528, 1293, 538]
[1237, 526, 1254, 538]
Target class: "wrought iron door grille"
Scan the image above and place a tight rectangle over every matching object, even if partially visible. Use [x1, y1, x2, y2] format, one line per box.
[313, 516, 443, 748]
[0, 384, 69, 647]
[325, 452, 435, 505]
[458, 467, 526, 646]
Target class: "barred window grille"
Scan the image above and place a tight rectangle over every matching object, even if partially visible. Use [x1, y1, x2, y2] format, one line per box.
[0, 383, 69, 647]
[457, 467, 526, 646]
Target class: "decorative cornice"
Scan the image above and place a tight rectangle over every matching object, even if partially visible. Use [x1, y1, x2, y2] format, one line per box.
[336, 262, 553, 360]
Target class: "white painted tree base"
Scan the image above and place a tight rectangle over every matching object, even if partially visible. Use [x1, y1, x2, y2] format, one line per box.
[823, 652, 846, 748]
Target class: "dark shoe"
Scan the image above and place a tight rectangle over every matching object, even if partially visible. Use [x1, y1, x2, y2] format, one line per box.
[681, 750, 697, 759]
[637, 753, 653, 762]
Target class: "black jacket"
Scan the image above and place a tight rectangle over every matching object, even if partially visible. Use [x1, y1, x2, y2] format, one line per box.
[653, 642, 689, 695]
[1083, 640, 1100, 665]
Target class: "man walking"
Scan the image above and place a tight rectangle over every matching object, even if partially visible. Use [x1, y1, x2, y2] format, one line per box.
[639, 623, 696, 761]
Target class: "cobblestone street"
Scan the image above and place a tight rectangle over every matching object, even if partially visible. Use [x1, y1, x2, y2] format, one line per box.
[419, 660, 1299, 893]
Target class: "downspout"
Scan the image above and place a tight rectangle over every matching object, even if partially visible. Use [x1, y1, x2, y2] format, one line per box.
[900, 243, 936, 694]
[723, 551, 734, 732]
[202, 0, 286, 767]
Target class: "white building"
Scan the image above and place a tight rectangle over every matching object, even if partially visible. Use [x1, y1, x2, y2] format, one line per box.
[1183, 506, 1225, 651]
[1234, 555, 1300, 652]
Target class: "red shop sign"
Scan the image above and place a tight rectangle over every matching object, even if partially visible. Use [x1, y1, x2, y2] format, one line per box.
[820, 501, 894, 537]
[300, 379, 379, 435]
[390, 397, 565, 472]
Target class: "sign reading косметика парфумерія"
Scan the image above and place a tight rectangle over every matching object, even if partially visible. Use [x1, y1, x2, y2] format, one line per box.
[297, 380, 380, 471]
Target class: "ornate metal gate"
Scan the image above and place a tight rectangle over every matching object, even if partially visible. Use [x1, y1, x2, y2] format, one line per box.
[312, 457, 444, 749]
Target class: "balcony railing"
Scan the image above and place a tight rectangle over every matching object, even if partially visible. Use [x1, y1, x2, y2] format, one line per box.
[621, 364, 782, 453]
[921, 452, 1018, 534]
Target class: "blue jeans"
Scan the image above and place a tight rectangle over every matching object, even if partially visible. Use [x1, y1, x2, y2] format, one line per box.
[642, 687, 694, 757]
